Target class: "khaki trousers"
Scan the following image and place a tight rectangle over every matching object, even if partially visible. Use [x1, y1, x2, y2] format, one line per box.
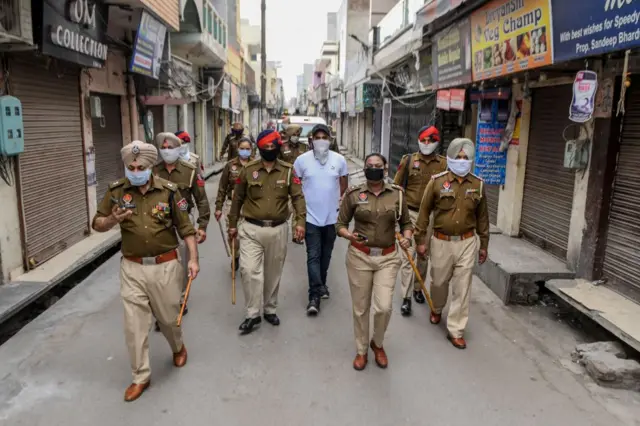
[120, 257, 184, 384]
[238, 221, 288, 318]
[429, 236, 478, 338]
[399, 210, 432, 298]
[346, 246, 401, 355]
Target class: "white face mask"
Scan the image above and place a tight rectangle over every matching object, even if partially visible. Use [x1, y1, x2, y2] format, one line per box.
[419, 141, 439, 155]
[447, 157, 473, 177]
[313, 139, 330, 164]
[160, 147, 181, 164]
[179, 145, 190, 161]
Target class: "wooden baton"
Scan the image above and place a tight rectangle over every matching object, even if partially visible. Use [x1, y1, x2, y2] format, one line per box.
[177, 277, 193, 327]
[396, 233, 435, 312]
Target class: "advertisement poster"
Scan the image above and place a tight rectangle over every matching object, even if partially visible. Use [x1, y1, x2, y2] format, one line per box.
[511, 100, 523, 145]
[432, 18, 472, 89]
[474, 100, 507, 185]
[450, 89, 466, 111]
[471, 0, 552, 81]
[569, 70, 598, 123]
[130, 11, 167, 79]
[552, 0, 640, 63]
[85, 147, 96, 186]
[437, 90, 451, 110]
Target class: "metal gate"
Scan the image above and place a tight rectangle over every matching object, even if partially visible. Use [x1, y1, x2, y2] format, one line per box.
[167, 105, 179, 132]
[10, 54, 88, 268]
[485, 184, 500, 225]
[520, 85, 576, 259]
[93, 94, 124, 199]
[602, 81, 640, 302]
[206, 107, 214, 166]
[389, 95, 436, 175]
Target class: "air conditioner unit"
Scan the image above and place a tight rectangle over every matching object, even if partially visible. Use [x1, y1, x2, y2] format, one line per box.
[0, 0, 34, 48]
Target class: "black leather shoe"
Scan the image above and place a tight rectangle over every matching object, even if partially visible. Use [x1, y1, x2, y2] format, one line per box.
[263, 313, 280, 326]
[307, 298, 320, 316]
[413, 290, 426, 304]
[154, 321, 161, 332]
[233, 257, 239, 272]
[239, 317, 261, 334]
[401, 298, 412, 316]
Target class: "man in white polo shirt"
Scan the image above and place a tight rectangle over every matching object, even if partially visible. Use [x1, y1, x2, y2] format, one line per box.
[294, 124, 349, 316]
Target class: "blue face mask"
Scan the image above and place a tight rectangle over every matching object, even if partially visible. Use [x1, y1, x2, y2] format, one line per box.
[238, 149, 251, 159]
[125, 168, 152, 186]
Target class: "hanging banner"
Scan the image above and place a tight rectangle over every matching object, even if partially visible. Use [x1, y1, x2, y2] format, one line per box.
[437, 90, 451, 110]
[552, 0, 640, 63]
[569, 70, 598, 123]
[474, 99, 507, 185]
[450, 89, 466, 111]
[471, 0, 553, 81]
[433, 18, 472, 89]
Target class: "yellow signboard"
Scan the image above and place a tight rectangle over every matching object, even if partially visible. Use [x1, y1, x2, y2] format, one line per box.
[471, 0, 552, 81]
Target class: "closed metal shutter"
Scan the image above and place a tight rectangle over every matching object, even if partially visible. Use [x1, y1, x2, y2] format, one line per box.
[167, 105, 179, 132]
[520, 85, 576, 259]
[148, 105, 164, 138]
[10, 55, 88, 268]
[93, 94, 123, 198]
[439, 110, 463, 155]
[485, 184, 500, 225]
[602, 82, 640, 302]
[187, 103, 196, 153]
[389, 95, 436, 175]
[206, 107, 214, 166]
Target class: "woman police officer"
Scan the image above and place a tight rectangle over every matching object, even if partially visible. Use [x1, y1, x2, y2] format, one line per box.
[335, 153, 413, 371]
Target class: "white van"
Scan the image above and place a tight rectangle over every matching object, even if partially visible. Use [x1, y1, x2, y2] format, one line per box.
[280, 116, 327, 143]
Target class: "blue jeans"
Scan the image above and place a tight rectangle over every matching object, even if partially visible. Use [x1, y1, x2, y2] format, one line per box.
[305, 222, 337, 300]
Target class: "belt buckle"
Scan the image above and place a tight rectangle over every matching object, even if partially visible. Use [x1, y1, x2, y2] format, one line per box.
[450, 235, 462, 242]
[263, 220, 273, 227]
[142, 256, 157, 265]
[369, 247, 383, 256]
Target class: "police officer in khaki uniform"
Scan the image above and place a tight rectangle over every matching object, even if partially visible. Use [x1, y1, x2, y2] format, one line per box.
[175, 130, 203, 174]
[415, 138, 490, 350]
[153, 132, 210, 323]
[221, 122, 253, 160]
[214, 137, 255, 270]
[92, 141, 199, 402]
[229, 129, 306, 334]
[393, 125, 447, 316]
[336, 153, 412, 371]
[279, 124, 308, 163]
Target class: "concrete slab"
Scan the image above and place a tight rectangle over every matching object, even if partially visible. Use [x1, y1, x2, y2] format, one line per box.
[547, 279, 640, 354]
[474, 234, 575, 304]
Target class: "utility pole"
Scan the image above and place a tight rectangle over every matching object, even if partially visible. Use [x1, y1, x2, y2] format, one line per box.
[260, 0, 267, 126]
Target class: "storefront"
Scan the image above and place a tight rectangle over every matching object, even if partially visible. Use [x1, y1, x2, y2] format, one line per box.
[92, 94, 124, 197]
[186, 102, 197, 151]
[205, 103, 215, 166]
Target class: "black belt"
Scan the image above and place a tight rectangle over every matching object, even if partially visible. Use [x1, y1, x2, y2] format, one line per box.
[409, 206, 420, 212]
[245, 218, 286, 228]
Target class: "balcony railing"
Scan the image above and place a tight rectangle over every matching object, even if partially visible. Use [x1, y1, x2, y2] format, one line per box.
[377, 0, 425, 47]
[0, 0, 21, 38]
[203, 0, 227, 49]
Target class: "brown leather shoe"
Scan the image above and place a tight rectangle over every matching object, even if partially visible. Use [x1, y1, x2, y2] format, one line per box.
[353, 354, 368, 371]
[370, 341, 388, 368]
[430, 312, 441, 324]
[447, 334, 467, 349]
[124, 381, 150, 402]
[173, 344, 188, 367]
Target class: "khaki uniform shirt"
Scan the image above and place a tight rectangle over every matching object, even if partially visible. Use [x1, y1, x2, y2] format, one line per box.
[153, 160, 211, 231]
[414, 171, 490, 250]
[229, 159, 306, 229]
[393, 152, 447, 209]
[93, 176, 196, 258]
[215, 157, 252, 211]
[336, 182, 413, 248]
[221, 132, 253, 160]
[279, 142, 308, 164]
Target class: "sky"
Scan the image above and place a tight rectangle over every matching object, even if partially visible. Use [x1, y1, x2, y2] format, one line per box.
[240, 0, 343, 100]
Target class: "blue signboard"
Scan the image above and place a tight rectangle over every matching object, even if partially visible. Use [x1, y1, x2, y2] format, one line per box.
[552, 0, 640, 63]
[130, 11, 167, 79]
[474, 100, 507, 185]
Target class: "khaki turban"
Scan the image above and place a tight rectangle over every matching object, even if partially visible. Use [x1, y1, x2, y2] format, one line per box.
[155, 132, 181, 149]
[283, 124, 302, 139]
[447, 138, 475, 161]
[121, 141, 158, 168]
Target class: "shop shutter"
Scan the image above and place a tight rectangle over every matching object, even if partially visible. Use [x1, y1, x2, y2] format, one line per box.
[485, 184, 500, 225]
[10, 54, 88, 268]
[520, 85, 576, 259]
[93, 94, 124, 198]
[439, 110, 463, 155]
[187, 103, 196, 153]
[167, 105, 179, 132]
[206, 107, 214, 166]
[602, 83, 640, 301]
[148, 105, 164, 138]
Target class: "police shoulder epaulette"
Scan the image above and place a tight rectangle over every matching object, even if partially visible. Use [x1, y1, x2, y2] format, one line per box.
[432, 170, 449, 180]
[470, 173, 483, 181]
[390, 183, 404, 192]
[277, 159, 293, 168]
[158, 178, 178, 192]
[179, 158, 196, 169]
[190, 152, 200, 159]
[346, 183, 364, 194]
[109, 178, 126, 189]
[437, 154, 446, 160]
[245, 159, 261, 168]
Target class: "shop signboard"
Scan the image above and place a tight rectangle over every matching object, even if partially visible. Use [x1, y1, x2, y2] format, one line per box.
[471, 0, 553, 81]
[221, 80, 230, 110]
[450, 88, 466, 110]
[474, 99, 508, 185]
[130, 11, 167, 79]
[552, 0, 640, 63]
[437, 90, 451, 110]
[432, 18, 472, 89]
[36, 0, 109, 68]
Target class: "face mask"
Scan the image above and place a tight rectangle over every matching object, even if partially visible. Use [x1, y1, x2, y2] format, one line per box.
[238, 149, 252, 159]
[364, 167, 385, 182]
[419, 141, 439, 155]
[259, 147, 279, 162]
[312, 139, 330, 165]
[180, 145, 190, 161]
[160, 147, 181, 164]
[125, 168, 152, 186]
[290, 136, 299, 144]
[448, 158, 472, 177]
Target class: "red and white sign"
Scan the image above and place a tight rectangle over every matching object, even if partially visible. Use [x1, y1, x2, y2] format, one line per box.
[436, 90, 451, 111]
[449, 89, 466, 111]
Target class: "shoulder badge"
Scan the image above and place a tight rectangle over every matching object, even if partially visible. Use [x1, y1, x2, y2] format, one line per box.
[179, 158, 196, 170]
[109, 178, 126, 189]
[177, 198, 189, 211]
[159, 178, 178, 192]
[431, 170, 449, 180]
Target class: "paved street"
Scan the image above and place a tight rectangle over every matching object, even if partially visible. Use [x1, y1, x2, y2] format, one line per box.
[0, 169, 636, 426]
